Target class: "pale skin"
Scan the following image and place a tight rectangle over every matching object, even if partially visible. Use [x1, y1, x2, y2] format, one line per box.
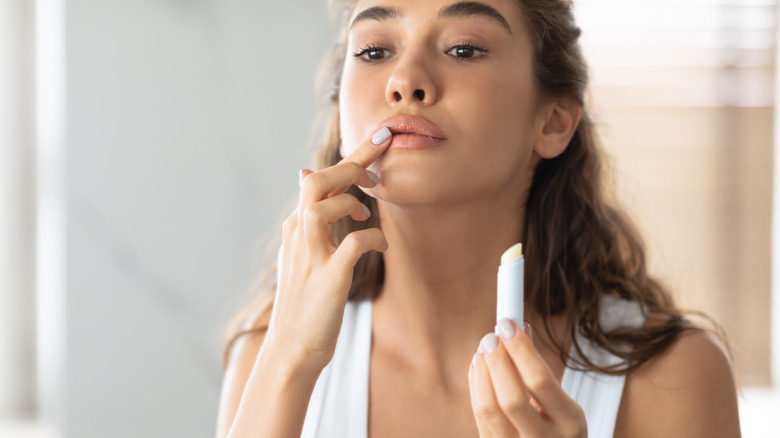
[216, 0, 741, 437]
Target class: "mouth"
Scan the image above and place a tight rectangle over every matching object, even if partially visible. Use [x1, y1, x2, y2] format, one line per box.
[379, 114, 447, 141]
[392, 130, 441, 139]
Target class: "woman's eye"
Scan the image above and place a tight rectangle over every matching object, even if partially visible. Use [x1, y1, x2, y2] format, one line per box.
[354, 47, 393, 62]
[446, 44, 487, 61]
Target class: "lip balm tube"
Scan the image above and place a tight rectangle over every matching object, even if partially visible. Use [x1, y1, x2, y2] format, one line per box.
[497, 243, 524, 326]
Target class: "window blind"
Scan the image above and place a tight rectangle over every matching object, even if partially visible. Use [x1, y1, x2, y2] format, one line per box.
[575, 0, 776, 107]
[574, 0, 777, 386]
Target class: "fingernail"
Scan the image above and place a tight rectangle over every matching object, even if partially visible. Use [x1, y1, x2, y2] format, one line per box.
[366, 169, 379, 184]
[524, 322, 533, 339]
[471, 353, 478, 367]
[496, 318, 516, 340]
[361, 203, 371, 218]
[479, 333, 498, 354]
[372, 127, 392, 145]
[298, 169, 304, 187]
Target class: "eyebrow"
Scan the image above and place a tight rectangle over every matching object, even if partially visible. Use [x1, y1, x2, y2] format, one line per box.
[350, 6, 402, 28]
[350, 1, 513, 34]
[439, 2, 512, 33]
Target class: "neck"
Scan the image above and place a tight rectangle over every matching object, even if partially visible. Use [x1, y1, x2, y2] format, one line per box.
[371, 193, 525, 390]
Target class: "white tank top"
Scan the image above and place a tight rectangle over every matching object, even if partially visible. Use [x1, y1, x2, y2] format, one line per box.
[301, 295, 645, 438]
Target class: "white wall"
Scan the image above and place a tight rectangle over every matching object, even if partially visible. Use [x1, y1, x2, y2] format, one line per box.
[52, 1, 331, 436]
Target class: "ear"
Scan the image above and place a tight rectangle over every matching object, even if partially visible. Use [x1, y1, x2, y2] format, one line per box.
[533, 97, 582, 159]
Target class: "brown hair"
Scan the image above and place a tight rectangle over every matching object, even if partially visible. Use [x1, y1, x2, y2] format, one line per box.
[224, 0, 711, 374]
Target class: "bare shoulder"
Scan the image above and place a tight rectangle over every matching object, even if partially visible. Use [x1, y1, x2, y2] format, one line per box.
[216, 306, 272, 438]
[614, 315, 741, 438]
[224, 304, 273, 369]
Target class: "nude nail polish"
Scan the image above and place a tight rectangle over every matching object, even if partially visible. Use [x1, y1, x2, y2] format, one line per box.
[496, 318, 516, 340]
[479, 333, 498, 354]
[372, 127, 392, 145]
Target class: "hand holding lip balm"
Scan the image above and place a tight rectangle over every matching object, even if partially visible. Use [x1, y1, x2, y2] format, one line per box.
[497, 243, 524, 326]
[474, 242, 590, 437]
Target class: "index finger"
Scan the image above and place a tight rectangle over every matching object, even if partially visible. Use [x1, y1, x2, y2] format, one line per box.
[498, 319, 577, 420]
[339, 127, 393, 168]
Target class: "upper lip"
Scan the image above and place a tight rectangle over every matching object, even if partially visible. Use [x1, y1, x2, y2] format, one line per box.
[379, 115, 446, 140]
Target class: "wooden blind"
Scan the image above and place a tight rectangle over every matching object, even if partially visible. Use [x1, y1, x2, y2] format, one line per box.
[575, 0, 777, 385]
[577, 0, 775, 107]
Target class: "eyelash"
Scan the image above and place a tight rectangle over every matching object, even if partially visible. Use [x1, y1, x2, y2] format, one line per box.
[447, 41, 488, 62]
[353, 44, 389, 62]
[352, 41, 488, 63]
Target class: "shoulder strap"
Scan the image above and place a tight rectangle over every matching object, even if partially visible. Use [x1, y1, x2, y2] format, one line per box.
[561, 296, 645, 438]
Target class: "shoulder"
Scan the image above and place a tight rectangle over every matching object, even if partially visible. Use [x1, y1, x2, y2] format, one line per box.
[216, 305, 272, 438]
[614, 317, 741, 438]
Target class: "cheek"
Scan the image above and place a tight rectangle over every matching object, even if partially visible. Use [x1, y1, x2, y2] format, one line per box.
[338, 67, 382, 158]
[457, 77, 533, 153]
[339, 90, 357, 158]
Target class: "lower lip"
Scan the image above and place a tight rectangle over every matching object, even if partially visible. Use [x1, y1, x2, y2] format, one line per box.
[390, 134, 444, 149]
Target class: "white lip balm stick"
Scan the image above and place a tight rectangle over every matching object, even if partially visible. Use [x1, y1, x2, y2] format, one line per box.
[497, 243, 524, 326]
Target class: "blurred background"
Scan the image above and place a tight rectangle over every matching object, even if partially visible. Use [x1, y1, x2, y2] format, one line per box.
[0, 0, 777, 437]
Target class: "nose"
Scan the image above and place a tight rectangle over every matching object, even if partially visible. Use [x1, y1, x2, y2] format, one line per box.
[385, 53, 438, 107]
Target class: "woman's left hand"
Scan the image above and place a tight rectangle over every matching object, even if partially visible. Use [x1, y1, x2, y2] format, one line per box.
[468, 319, 587, 438]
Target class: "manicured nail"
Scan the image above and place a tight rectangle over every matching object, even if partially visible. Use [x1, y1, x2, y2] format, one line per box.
[298, 169, 304, 187]
[479, 333, 498, 354]
[471, 353, 478, 367]
[496, 318, 516, 340]
[524, 322, 533, 339]
[366, 169, 379, 184]
[372, 127, 392, 145]
[361, 203, 371, 218]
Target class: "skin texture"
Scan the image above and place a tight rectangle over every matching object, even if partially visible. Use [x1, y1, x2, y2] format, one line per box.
[341, 0, 584, 433]
[215, 0, 741, 436]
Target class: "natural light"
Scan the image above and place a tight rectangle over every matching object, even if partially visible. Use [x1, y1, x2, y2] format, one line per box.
[0, 0, 777, 437]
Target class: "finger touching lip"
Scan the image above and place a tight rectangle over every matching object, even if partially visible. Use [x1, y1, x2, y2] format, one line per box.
[339, 126, 394, 167]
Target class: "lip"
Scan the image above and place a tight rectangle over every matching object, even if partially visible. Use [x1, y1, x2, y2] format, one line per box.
[378, 115, 446, 149]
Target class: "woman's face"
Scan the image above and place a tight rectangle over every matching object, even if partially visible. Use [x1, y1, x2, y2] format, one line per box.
[339, 0, 541, 207]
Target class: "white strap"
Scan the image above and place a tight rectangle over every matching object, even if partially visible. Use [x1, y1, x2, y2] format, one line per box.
[561, 296, 645, 438]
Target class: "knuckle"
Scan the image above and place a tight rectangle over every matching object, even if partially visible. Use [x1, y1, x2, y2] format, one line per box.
[341, 161, 363, 175]
[342, 231, 366, 249]
[302, 204, 323, 225]
[301, 172, 323, 193]
[282, 214, 297, 234]
[525, 373, 554, 395]
[496, 396, 525, 417]
[475, 404, 502, 423]
[365, 227, 383, 238]
[339, 193, 360, 208]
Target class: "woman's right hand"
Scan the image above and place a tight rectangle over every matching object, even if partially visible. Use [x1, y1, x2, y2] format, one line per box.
[262, 127, 393, 373]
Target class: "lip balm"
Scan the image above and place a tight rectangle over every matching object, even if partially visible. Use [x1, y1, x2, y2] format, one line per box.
[497, 243, 524, 326]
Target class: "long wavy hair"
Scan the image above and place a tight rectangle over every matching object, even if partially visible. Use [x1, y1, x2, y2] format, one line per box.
[224, 0, 710, 374]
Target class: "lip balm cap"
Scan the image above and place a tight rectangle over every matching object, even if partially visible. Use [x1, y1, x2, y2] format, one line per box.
[500, 243, 524, 265]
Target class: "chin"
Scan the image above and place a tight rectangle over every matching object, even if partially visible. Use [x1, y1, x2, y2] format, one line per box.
[360, 170, 478, 209]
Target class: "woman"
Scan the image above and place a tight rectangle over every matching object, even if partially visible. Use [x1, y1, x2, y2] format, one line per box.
[217, 0, 741, 437]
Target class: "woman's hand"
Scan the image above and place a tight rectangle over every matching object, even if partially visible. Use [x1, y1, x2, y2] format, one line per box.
[263, 127, 393, 373]
[468, 319, 587, 438]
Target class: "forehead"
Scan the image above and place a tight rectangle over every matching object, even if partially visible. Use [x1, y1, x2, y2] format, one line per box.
[347, 0, 526, 33]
